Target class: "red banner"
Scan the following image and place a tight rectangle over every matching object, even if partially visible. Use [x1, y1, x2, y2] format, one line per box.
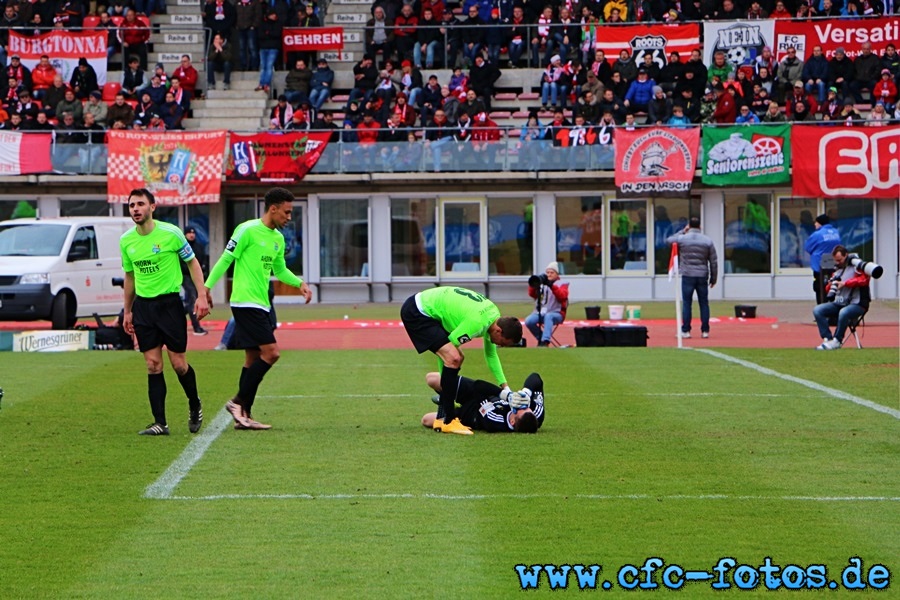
[282, 27, 344, 52]
[225, 132, 331, 183]
[615, 127, 700, 198]
[0, 132, 52, 175]
[774, 16, 900, 61]
[107, 130, 227, 205]
[9, 31, 108, 85]
[791, 125, 900, 199]
[594, 24, 700, 69]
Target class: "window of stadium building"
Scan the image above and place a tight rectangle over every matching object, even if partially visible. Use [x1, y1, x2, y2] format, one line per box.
[488, 197, 533, 276]
[390, 198, 435, 277]
[725, 193, 772, 274]
[0, 200, 37, 221]
[653, 197, 701, 276]
[777, 197, 818, 271]
[440, 199, 484, 276]
[823, 198, 874, 261]
[609, 199, 648, 272]
[556, 195, 603, 276]
[60, 200, 112, 217]
[321, 198, 369, 278]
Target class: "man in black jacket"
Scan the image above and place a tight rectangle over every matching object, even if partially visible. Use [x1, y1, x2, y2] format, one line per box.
[468, 55, 501, 111]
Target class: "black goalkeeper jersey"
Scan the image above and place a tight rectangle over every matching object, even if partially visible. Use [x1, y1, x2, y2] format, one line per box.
[456, 374, 545, 433]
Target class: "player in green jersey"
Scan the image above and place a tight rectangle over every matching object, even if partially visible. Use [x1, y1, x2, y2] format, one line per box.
[400, 286, 522, 435]
[205, 187, 312, 430]
[121, 188, 210, 436]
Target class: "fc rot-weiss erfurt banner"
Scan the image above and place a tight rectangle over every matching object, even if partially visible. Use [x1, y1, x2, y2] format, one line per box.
[225, 131, 331, 183]
[615, 127, 700, 198]
[701, 124, 790, 187]
[107, 130, 227, 205]
[9, 31, 108, 86]
[791, 125, 900, 199]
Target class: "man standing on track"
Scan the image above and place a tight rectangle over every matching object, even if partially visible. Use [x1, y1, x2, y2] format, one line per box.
[204, 187, 312, 430]
[121, 188, 209, 436]
[400, 286, 523, 435]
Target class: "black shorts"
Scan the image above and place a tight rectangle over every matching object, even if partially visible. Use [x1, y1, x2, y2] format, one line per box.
[132, 293, 187, 353]
[401, 295, 450, 354]
[231, 306, 277, 349]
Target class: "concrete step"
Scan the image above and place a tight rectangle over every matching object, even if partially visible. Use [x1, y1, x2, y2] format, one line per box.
[193, 98, 269, 110]
[191, 106, 267, 118]
[204, 87, 270, 98]
[183, 116, 265, 130]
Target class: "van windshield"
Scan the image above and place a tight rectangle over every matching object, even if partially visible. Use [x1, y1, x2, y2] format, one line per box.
[0, 224, 70, 257]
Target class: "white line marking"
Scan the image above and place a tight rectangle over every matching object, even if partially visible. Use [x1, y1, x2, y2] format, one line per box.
[695, 348, 900, 419]
[258, 392, 812, 399]
[144, 408, 232, 499]
[162, 493, 900, 502]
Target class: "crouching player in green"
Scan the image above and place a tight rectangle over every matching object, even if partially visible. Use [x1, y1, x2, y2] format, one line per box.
[421, 372, 545, 433]
[400, 286, 523, 435]
[204, 188, 311, 430]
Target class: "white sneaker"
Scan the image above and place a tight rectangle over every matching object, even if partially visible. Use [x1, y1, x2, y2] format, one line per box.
[679, 332, 692, 339]
[701, 332, 710, 339]
[816, 338, 841, 350]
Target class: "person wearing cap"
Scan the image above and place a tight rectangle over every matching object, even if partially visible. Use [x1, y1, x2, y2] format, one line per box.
[483, 7, 505, 66]
[785, 79, 818, 119]
[837, 96, 864, 124]
[872, 68, 897, 111]
[647, 85, 672, 124]
[711, 81, 737, 123]
[85, 89, 109, 127]
[69, 57, 99, 100]
[828, 46, 855, 103]
[121, 9, 150, 70]
[6, 54, 32, 91]
[540, 54, 566, 109]
[55, 86, 84, 124]
[820, 86, 842, 120]
[804, 214, 842, 304]
[308, 57, 334, 110]
[852, 42, 883, 106]
[623, 67, 655, 114]
[524, 262, 569, 347]
[802, 45, 830, 104]
[398, 59, 423, 107]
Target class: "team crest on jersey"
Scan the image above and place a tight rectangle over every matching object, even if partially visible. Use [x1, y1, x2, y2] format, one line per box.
[151, 244, 161, 254]
[226, 239, 236, 252]
[457, 334, 472, 345]
[274, 242, 279, 252]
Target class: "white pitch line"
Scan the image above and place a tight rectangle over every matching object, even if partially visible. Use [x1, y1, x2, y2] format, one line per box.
[258, 392, 812, 399]
[162, 492, 900, 502]
[144, 408, 232, 499]
[695, 349, 900, 420]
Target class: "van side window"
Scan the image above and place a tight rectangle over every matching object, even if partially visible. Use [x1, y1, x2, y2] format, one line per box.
[69, 227, 98, 261]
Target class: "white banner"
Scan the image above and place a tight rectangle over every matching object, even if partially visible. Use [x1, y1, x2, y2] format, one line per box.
[702, 20, 776, 71]
[13, 330, 91, 352]
[8, 31, 108, 86]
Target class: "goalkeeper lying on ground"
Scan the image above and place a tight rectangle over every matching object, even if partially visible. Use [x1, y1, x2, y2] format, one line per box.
[421, 372, 545, 434]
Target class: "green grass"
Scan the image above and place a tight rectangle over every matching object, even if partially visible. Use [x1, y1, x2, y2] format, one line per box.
[0, 348, 897, 597]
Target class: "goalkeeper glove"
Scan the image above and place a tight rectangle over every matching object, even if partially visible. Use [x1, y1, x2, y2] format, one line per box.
[508, 392, 530, 411]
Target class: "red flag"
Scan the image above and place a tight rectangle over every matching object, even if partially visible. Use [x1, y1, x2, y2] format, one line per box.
[668, 242, 679, 281]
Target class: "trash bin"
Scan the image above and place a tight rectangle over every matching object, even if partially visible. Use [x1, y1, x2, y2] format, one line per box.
[585, 306, 601, 320]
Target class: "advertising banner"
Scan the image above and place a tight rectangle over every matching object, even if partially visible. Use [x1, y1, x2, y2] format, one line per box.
[701, 124, 791, 186]
[8, 31, 108, 86]
[282, 26, 344, 62]
[774, 16, 900, 60]
[0, 132, 52, 175]
[225, 131, 331, 183]
[107, 130, 227, 205]
[615, 126, 700, 198]
[791, 125, 900, 199]
[12, 330, 90, 352]
[702, 20, 776, 71]
[595, 23, 700, 69]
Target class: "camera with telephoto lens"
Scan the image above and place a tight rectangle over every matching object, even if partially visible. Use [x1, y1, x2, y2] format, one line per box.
[825, 275, 840, 300]
[847, 254, 883, 279]
[528, 273, 550, 288]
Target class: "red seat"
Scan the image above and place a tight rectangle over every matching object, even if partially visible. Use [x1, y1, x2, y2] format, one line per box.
[102, 82, 122, 102]
[138, 16, 151, 28]
[82, 16, 101, 29]
[110, 16, 124, 26]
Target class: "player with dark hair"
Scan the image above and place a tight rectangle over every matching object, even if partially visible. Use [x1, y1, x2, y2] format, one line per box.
[421, 372, 545, 434]
[400, 286, 523, 435]
[121, 188, 210, 436]
[204, 187, 312, 430]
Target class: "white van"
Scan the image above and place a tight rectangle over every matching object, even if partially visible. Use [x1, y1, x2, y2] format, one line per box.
[0, 217, 134, 329]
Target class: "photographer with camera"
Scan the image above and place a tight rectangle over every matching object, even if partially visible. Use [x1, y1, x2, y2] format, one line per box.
[804, 214, 842, 304]
[525, 262, 569, 347]
[813, 245, 871, 351]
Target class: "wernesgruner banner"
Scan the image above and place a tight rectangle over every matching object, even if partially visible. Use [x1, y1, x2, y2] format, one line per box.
[225, 131, 331, 183]
[701, 124, 790, 187]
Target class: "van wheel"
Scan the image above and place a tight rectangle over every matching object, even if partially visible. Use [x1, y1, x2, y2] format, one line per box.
[51, 293, 76, 330]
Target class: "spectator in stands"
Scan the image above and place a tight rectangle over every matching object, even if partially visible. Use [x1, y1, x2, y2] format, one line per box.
[26, 109, 55, 131]
[122, 56, 149, 99]
[79, 112, 107, 174]
[144, 111, 167, 131]
[461, 87, 486, 118]
[707, 51, 733, 86]
[755, 65, 775, 96]
[762, 100, 787, 122]
[518, 111, 545, 171]
[755, 46, 776, 76]
[172, 55, 199, 99]
[452, 110, 473, 167]
[97, 11, 121, 61]
[507, 5, 528, 68]
[349, 55, 378, 106]
[711, 82, 737, 123]
[749, 83, 771, 117]
[393, 3, 418, 63]
[785, 80, 818, 118]
[207, 32, 234, 91]
[235, 0, 262, 72]
[294, 99, 316, 128]
[838, 98, 865, 125]
[374, 68, 397, 108]
[56, 86, 84, 124]
[153, 62, 169, 87]
[270, 94, 294, 129]
[613, 49, 637, 86]
[414, 7, 441, 69]
[802, 45, 830, 104]
[85, 90, 109, 127]
[883, 44, 900, 88]
[136, 91, 158, 124]
[820, 86, 842, 120]
[484, 9, 505, 67]
[393, 91, 418, 126]
[355, 110, 381, 168]
[256, 8, 283, 94]
[15, 89, 39, 121]
[541, 54, 567, 110]
[714, 0, 742, 18]
[769, 0, 792, 17]
[308, 57, 333, 110]
[574, 89, 601, 124]
[529, 5, 553, 67]
[582, 69, 603, 100]
[658, 51, 684, 96]
[0, 112, 23, 130]
[440, 84, 460, 124]
[106, 91, 134, 128]
[169, 77, 191, 113]
[667, 103, 691, 126]
[53, 112, 83, 172]
[468, 54, 500, 111]
[853, 42, 884, 105]
[775, 46, 803, 102]
[638, 52, 660, 84]
[605, 2, 626, 22]
[121, 9, 150, 70]
[147, 74, 167, 105]
[828, 47, 855, 103]
[160, 90, 185, 129]
[457, 4, 483, 68]
[366, 6, 394, 66]
[820, 0, 842, 16]
[7, 55, 33, 91]
[398, 60, 423, 108]
[107, 0, 131, 17]
[53, 0, 83, 28]
[677, 86, 700, 122]
[647, 85, 672, 124]
[42, 75, 67, 117]
[591, 49, 613, 87]
[735, 104, 760, 124]
[867, 101, 891, 125]
[379, 111, 409, 170]
[0, 6, 21, 68]
[424, 108, 454, 171]
[284, 59, 312, 105]
[598, 87, 625, 124]
[419, 73, 442, 124]
[204, 0, 236, 45]
[624, 68, 654, 115]
[746, 0, 769, 18]
[25, 56, 53, 103]
[873, 68, 898, 111]
[449, 66, 468, 96]
[471, 111, 500, 168]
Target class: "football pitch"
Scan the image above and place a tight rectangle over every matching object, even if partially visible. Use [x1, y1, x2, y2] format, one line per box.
[1, 347, 897, 597]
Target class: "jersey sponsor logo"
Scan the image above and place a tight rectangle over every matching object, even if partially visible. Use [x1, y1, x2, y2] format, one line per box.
[478, 400, 494, 417]
[151, 244, 161, 254]
[457, 334, 472, 345]
[225, 239, 237, 252]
